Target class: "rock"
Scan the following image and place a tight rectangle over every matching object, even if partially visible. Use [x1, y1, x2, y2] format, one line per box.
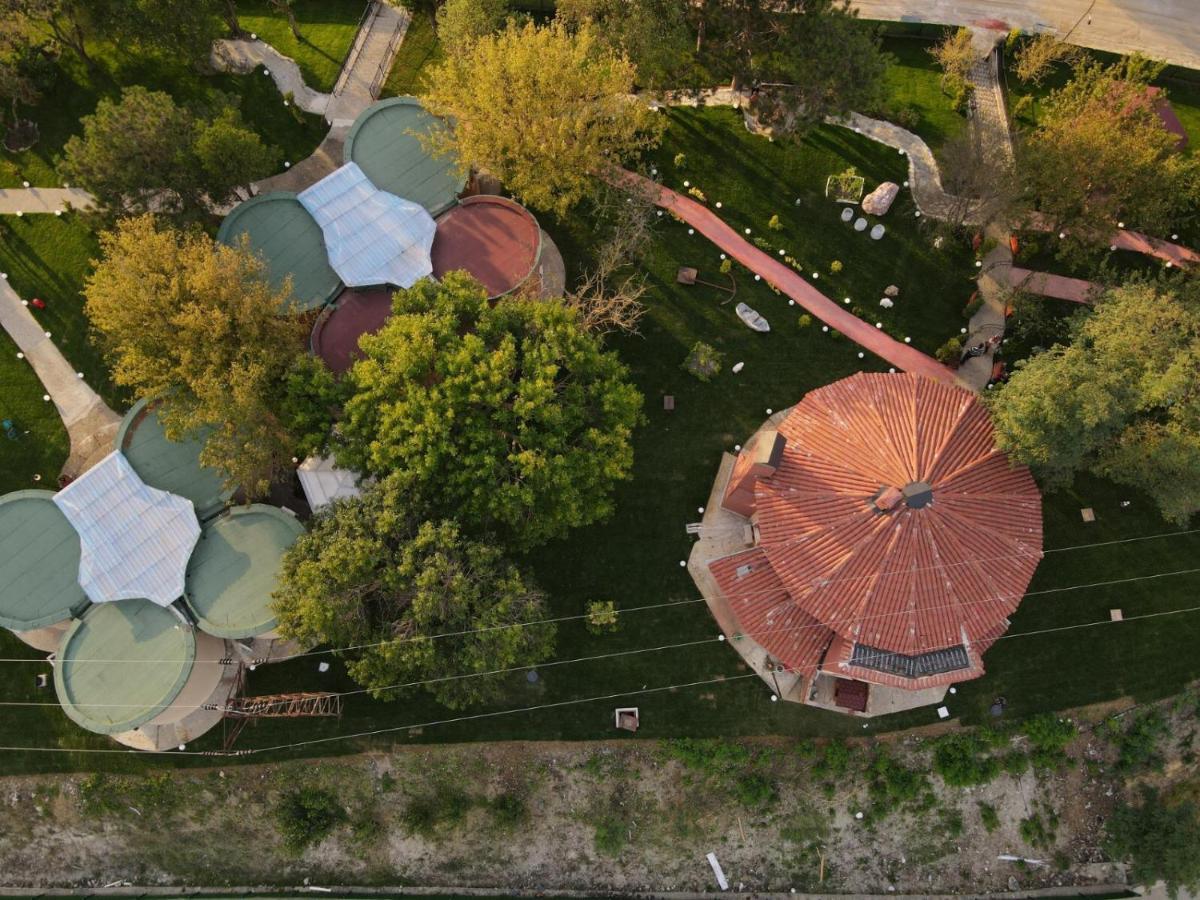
[854, 217, 868, 232]
[870, 224, 886, 240]
[840, 207, 855, 222]
[879, 298, 894, 309]
[884, 284, 900, 297]
[862, 181, 900, 215]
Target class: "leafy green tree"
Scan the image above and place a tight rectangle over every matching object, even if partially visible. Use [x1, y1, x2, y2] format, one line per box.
[98, 0, 223, 61]
[557, 0, 696, 90]
[61, 87, 280, 222]
[688, 0, 887, 137]
[272, 482, 556, 709]
[1017, 55, 1200, 260]
[422, 19, 665, 214]
[1107, 788, 1200, 897]
[192, 106, 281, 205]
[436, 0, 508, 56]
[84, 215, 305, 497]
[0, 24, 46, 146]
[279, 354, 350, 460]
[61, 87, 196, 219]
[0, 0, 97, 69]
[989, 279, 1200, 524]
[338, 272, 644, 549]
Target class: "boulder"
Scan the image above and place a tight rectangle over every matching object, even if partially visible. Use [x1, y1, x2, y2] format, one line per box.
[879, 297, 894, 309]
[884, 284, 900, 297]
[862, 181, 900, 216]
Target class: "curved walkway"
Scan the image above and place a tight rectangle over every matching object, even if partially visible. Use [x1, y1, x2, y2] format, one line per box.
[210, 39, 331, 116]
[0, 278, 120, 477]
[616, 170, 961, 387]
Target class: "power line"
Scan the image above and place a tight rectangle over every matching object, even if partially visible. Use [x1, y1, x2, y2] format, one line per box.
[7, 526, 1199, 666]
[7, 565, 1200, 712]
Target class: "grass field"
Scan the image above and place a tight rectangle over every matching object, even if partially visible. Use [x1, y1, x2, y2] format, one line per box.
[878, 35, 967, 156]
[3, 107, 1198, 776]
[382, 8, 443, 97]
[235, 0, 367, 94]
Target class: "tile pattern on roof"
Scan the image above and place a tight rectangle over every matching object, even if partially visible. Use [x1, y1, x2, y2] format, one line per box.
[707, 373, 1042, 687]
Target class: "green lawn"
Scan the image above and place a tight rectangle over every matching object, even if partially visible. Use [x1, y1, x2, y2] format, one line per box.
[0, 330, 70, 488]
[13, 108, 1198, 774]
[382, 7, 443, 97]
[878, 35, 968, 156]
[235, 0, 367, 94]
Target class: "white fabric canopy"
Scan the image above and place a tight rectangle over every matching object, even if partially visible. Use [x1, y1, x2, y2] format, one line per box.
[298, 455, 362, 512]
[298, 162, 436, 289]
[53, 451, 200, 607]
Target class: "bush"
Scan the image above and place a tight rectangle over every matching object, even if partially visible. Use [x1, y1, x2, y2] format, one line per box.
[798, 314, 813, 328]
[1106, 788, 1200, 896]
[683, 341, 723, 382]
[735, 773, 777, 809]
[673, 152, 686, 168]
[933, 733, 1001, 786]
[867, 751, 930, 816]
[402, 784, 474, 836]
[767, 214, 783, 231]
[719, 258, 732, 274]
[275, 788, 346, 853]
[813, 740, 852, 778]
[1020, 810, 1058, 849]
[892, 104, 921, 131]
[829, 259, 843, 274]
[1023, 714, 1077, 771]
[488, 791, 529, 828]
[935, 336, 964, 364]
[586, 600, 619, 634]
[687, 185, 707, 202]
[1114, 710, 1169, 775]
[978, 801, 1000, 833]
[1002, 750, 1030, 776]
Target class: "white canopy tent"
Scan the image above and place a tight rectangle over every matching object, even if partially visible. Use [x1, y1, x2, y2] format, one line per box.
[297, 455, 363, 512]
[298, 162, 436, 289]
[53, 451, 200, 607]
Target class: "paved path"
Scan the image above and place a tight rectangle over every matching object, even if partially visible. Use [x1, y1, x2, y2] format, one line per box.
[1008, 266, 1098, 302]
[615, 170, 962, 387]
[210, 39, 331, 116]
[849, 0, 1200, 72]
[325, 1, 409, 126]
[0, 187, 93, 215]
[0, 277, 120, 478]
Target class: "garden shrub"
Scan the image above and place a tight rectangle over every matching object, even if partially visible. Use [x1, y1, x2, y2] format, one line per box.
[978, 801, 1000, 833]
[798, 314, 813, 328]
[933, 733, 1001, 786]
[935, 336, 964, 364]
[735, 773, 777, 809]
[673, 152, 686, 167]
[1114, 709, 1169, 774]
[586, 600, 619, 634]
[1003, 750, 1030, 776]
[276, 788, 347, 852]
[1023, 714, 1077, 771]
[687, 186, 707, 202]
[867, 750, 930, 816]
[768, 214, 783, 231]
[719, 258, 732, 274]
[402, 783, 474, 836]
[1106, 788, 1200, 897]
[683, 341, 723, 381]
[813, 740, 852, 778]
[1020, 810, 1058, 849]
[829, 259, 843, 274]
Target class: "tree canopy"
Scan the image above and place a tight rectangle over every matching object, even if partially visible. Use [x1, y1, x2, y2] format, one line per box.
[61, 87, 279, 223]
[435, 0, 508, 56]
[421, 19, 664, 215]
[691, 0, 888, 137]
[337, 272, 644, 550]
[272, 480, 556, 710]
[1106, 788, 1200, 898]
[84, 215, 306, 497]
[557, 0, 697, 91]
[1016, 55, 1200, 259]
[988, 278, 1200, 524]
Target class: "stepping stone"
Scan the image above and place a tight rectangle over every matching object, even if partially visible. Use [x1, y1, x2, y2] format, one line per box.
[840, 207, 854, 222]
[870, 224, 886, 240]
[853, 217, 867, 232]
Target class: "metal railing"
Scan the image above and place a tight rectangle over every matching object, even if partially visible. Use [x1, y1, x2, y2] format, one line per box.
[332, 0, 378, 94]
[368, 8, 408, 99]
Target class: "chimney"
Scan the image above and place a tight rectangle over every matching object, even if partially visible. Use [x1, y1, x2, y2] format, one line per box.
[721, 430, 785, 517]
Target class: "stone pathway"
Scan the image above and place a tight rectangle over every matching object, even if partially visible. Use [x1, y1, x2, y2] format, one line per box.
[0, 277, 120, 478]
[0, 187, 93, 215]
[325, 2, 409, 126]
[210, 38, 331, 116]
[616, 169, 962, 387]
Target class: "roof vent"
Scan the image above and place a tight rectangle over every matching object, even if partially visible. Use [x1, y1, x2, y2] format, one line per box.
[902, 481, 934, 509]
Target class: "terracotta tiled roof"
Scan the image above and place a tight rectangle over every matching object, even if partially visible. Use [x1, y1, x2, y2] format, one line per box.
[708, 373, 1042, 687]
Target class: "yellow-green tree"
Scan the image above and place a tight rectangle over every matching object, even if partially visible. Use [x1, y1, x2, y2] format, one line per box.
[84, 215, 305, 497]
[421, 19, 664, 215]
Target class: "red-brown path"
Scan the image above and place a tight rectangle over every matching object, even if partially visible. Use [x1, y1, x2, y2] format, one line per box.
[616, 170, 962, 387]
[1007, 267, 1098, 304]
[1112, 229, 1200, 267]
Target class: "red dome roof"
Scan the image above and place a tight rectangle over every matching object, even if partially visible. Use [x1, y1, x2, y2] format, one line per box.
[710, 373, 1042, 688]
